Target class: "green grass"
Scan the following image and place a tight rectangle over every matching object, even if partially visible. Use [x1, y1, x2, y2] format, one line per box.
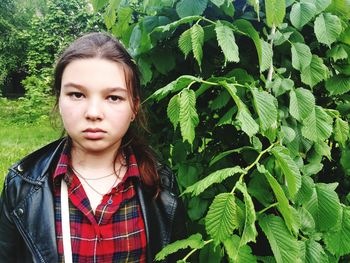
[0, 122, 61, 190]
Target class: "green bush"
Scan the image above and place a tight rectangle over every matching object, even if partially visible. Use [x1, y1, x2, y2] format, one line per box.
[94, 0, 350, 262]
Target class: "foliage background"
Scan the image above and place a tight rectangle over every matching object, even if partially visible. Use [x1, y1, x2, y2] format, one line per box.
[1, 0, 350, 262]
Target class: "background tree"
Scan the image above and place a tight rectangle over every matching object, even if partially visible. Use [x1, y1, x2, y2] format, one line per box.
[93, 0, 350, 262]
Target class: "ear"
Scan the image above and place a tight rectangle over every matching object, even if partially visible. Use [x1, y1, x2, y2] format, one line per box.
[132, 97, 140, 120]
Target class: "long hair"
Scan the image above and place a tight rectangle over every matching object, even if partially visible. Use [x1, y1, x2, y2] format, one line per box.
[53, 32, 160, 193]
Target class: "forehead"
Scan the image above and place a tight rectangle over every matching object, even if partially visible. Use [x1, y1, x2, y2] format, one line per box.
[61, 58, 127, 90]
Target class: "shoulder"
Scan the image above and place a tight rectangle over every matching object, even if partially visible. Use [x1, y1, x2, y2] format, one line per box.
[5, 137, 66, 184]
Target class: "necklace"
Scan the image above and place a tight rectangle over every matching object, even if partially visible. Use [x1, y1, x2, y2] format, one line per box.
[70, 167, 115, 180]
[71, 163, 125, 196]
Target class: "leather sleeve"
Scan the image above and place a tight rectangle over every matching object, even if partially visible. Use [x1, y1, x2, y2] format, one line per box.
[0, 175, 21, 262]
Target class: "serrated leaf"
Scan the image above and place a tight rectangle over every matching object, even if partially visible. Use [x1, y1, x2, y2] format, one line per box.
[271, 146, 302, 200]
[190, 24, 204, 68]
[215, 21, 239, 63]
[324, 206, 350, 257]
[176, 0, 208, 18]
[222, 82, 259, 137]
[298, 206, 316, 234]
[304, 183, 341, 231]
[325, 74, 350, 95]
[150, 75, 201, 101]
[183, 166, 245, 196]
[301, 55, 329, 88]
[259, 214, 299, 263]
[155, 233, 205, 260]
[289, 88, 315, 122]
[291, 42, 312, 71]
[178, 29, 192, 58]
[334, 118, 349, 147]
[236, 182, 258, 245]
[314, 13, 343, 47]
[252, 88, 278, 131]
[234, 19, 262, 68]
[303, 239, 329, 263]
[210, 90, 230, 110]
[223, 235, 257, 263]
[301, 106, 333, 142]
[265, 0, 286, 27]
[280, 126, 296, 144]
[179, 89, 199, 144]
[167, 94, 180, 130]
[153, 16, 202, 33]
[327, 45, 348, 61]
[261, 39, 273, 72]
[295, 176, 315, 205]
[206, 193, 237, 244]
[290, 1, 317, 29]
[262, 168, 296, 235]
[138, 57, 153, 85]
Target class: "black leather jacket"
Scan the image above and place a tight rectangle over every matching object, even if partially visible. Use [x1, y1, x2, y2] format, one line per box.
[0, 138, 186, 263]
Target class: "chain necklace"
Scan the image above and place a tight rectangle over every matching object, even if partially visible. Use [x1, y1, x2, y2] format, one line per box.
[71, 163, 125, 196]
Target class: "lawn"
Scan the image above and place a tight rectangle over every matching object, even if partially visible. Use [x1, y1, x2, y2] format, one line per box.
[0, 122, 61, 190]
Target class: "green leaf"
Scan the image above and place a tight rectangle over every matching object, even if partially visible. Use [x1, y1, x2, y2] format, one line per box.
[314, 13, 343, 47]
[236, 182, 258, 245]
[210, 0, 225, 7]
[215, 21, 239, 63]
[153, 16, 202, 33]
[304, 183, 341, 231]
[223, 235, 257, 263]
[252, 88, 278, 131]
[290, 1, 317, 29]
[265, 0, 286, 27]
[91, 0, 108, 11]
[327, 45, 349, 62]
[199, 242, 222, 263]
[188, 197, 209, 220]
[248, 169, 274, 207]
[233, 19, 262, 68]
[324, 206, 350, 257]
[289, 88, 315, 122]
[178, 28, 192, 58]
[295, 176, 315, 205]
[298, 206, 316, 234]
[247, 0, 260, 19]
[291, 42, 312, 71]
[190, 24, 204, 68]
[138, 57, 153, 85]
[176, 0, 208, 18]
[167, 94, 180, 130]
[314, 0, 332, 13]
[301, 55, 329, 88]
[183, 166, 245, 196]
[271, 146, 302, 200]
[334, 118, 349, 147]
[222, 83, 259, 137]
[206, 193, 238, 244]
[179, 89, 199, 144]
[259, 214, 299, 263]
[150, 75, 201, 101]
[155, 233, 205, 260]
[301, 106, 333, 142]
[261, 39, 273, 72]
[303, 239, 328, 263]
[325, 74, 350, 95]
[262, 166, 297, 234]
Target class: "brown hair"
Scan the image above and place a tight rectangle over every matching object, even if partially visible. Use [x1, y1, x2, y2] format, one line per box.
[53, 32, 159, 193]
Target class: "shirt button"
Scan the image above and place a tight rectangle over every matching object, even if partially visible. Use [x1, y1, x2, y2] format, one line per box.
[107, 199, 113, 205]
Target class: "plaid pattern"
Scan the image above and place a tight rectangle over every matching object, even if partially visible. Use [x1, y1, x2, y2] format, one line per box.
[53, 143, 147, 262]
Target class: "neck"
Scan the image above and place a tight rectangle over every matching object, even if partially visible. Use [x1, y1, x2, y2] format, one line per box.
[70, 143, 123, 176]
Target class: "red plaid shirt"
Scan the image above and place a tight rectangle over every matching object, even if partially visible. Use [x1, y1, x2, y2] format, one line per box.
[53, 143, 147, 262]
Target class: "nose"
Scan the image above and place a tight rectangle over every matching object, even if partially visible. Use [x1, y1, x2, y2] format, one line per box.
[85, 99, 104, 121]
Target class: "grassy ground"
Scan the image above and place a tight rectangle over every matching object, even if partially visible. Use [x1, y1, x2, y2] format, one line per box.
[0, 122, 61, 190]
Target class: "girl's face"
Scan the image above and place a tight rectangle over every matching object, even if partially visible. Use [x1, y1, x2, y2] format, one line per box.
[59, 58, 136, 154]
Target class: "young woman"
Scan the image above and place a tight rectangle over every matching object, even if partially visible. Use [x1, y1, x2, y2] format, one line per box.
[0, 32, 186, 262]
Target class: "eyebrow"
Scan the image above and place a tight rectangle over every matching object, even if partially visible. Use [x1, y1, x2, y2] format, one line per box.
[62, 83, 127, 93]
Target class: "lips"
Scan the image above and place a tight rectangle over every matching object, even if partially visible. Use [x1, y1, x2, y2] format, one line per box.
[83, 128, 106, 139]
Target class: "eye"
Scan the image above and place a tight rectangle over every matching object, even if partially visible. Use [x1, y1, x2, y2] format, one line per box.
[68, 92, 84, 99]
[107, 95, 123, 102]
